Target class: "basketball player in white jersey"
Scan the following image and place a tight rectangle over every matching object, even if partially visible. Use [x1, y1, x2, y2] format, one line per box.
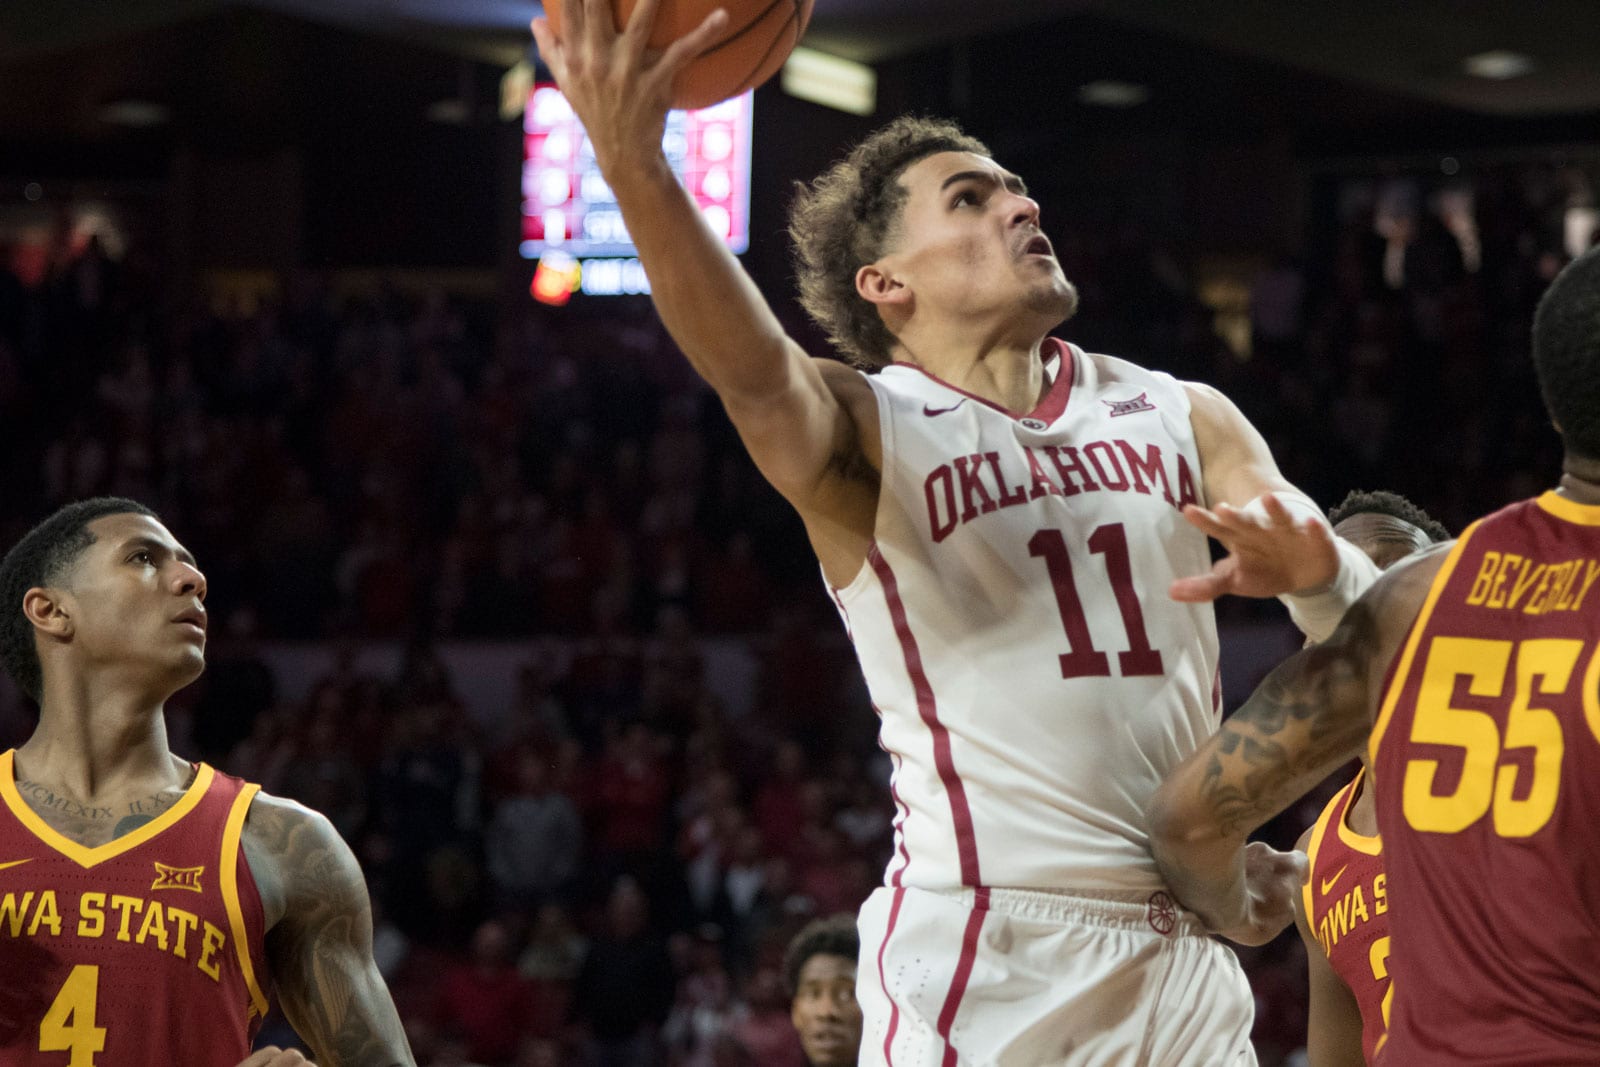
[532, 3, 1379, 1063]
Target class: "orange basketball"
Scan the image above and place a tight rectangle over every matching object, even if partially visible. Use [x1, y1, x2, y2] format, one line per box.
[545, 0, 814, 111]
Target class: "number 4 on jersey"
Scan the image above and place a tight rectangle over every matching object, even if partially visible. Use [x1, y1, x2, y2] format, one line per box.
[1030, 523, 1165, 679]
[40, 965, 107, 1067]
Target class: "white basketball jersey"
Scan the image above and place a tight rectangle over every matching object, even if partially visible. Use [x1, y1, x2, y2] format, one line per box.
[830, 339, 1220, 893]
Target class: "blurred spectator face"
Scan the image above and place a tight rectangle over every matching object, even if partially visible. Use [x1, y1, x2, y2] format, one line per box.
[789, 952, 861, 1066]
[608, 877, 649, 938]
[470, 919, 510, 968]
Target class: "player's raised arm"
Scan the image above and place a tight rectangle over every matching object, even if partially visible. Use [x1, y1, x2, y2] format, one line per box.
[1147, 548, 1441, 940]
[530, 0, 879, 524]
[244, 795, 415, 1067]
[1173, 382, 1382, 641]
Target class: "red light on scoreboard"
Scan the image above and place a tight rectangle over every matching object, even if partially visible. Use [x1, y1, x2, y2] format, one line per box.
[520, 84, 752, 260]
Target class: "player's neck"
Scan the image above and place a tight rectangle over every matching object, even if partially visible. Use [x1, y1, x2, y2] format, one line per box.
[895, 330, 1053, 414]
[1556, 459, 1600, 506]
[19, 676, 183, 800]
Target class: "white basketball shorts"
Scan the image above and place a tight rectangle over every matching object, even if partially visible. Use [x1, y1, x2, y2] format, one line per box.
[856, 883, 1257, 1067]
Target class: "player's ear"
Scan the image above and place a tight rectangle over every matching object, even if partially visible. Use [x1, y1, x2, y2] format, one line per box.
[24, 587, 73, 640]
[856, 262, 909, 309]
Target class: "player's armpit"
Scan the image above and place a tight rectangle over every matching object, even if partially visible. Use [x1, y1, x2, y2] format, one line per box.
[246, 798, 414, 1067]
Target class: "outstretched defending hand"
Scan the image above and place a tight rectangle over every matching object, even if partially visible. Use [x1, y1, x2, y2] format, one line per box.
[1169, 493, 1340, 602]
[233, 1047, 316, 1067]
[1208, 841, 1307, 947]
[530, 0, 728, 174]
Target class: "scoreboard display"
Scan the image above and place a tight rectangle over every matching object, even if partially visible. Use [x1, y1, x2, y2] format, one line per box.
[520, 84, 753, 261]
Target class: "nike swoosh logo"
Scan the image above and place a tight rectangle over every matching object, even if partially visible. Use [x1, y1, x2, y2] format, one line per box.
[1319, 864, 1349, 896]
[0, 859, 33, 872]
[923, 399, 967, 417]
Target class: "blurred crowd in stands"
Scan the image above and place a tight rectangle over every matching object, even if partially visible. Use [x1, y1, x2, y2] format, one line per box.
[0, 155, 1595, 1066]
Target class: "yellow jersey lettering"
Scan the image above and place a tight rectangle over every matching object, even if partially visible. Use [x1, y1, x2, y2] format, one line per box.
[0, 891, 33, 936]
[169, 906, 199, 959]
[27, 889, 61, 936]
[1521, 564, 1558, 614]
[1349, 885, 1369, 925]
[77, 892, 106, 938]
[1551, 562, 1583, 611]
[1316, 914, 1332, 954]
[1573, 560, 1600, 611]
[1486, 552, 1519, 608]
[196, 920, 226, 981]
[1466, 552, 1499, 605]
[109, 894, 142, 942]
[1374, 873, 1387, 915]
[1507, 561, 1546, 611]
[1332, 894, 1352, 941]
[135, 898, 170, 950]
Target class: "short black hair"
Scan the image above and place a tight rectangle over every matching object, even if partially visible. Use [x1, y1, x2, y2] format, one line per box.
[0, 497, 158, 701]
[1327, 489, 1451, 543]
[1533, 245, 1600, 461]
[783, 914, 859, 998]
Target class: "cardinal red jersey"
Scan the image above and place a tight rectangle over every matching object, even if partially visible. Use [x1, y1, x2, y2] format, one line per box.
[1370, 492, 1600, 1065]
[1302, 767, 1390, 1063]
[0, 750, 271, 1066]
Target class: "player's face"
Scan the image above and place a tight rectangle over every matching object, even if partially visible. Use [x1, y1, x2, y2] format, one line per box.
[875, 151, 1078, 332]
[48, 514, 209, 695]
[790, 953, 862, 1066]
[1333, 513, 1434, 570]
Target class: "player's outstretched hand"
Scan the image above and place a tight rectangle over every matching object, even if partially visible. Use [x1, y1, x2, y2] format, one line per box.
[530, 0, 728, 173]
[1209, 841, 1306, 947]
[232, 1047, 316, 1067]
[1169, 494, 1339, 603]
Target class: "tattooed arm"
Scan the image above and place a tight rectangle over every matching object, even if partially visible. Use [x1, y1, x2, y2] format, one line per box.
[243, 794, 414, 1067]
[1148, 544, 1450, 941]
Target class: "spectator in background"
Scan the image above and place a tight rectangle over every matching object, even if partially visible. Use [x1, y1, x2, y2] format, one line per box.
[783, 916, 862, 1067]
[576, 876, 676, 1067]
[485, 751, 583, 910]
[434, 919, 550, 1066]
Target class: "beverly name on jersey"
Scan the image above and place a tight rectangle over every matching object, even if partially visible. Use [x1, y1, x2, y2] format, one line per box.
[923, 435, 1201, 542]
[1, 876, 232, 982]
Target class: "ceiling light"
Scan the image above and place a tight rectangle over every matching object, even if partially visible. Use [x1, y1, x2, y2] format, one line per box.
[1463, 51, 1536, 79]
[1076, 81, 1149, 108]
[97, 100, 171, 127]
[427, 99, 471, 125]
[782, 47, 876, 116]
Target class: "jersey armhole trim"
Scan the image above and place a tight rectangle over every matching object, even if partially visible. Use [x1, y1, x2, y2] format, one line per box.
[1369, 523, 1480, 766]
[1303, 784, 1342, 927]
[221, 782, 270, 1020]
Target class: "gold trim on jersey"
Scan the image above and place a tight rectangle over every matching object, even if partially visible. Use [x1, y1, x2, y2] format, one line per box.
[1583, 642, 1600, 748]
[1369, 524, 1480, 766]
[1334, 768, 1381, 857]
[0, 750, 217, 869]
[1302, 779, 1342, 930]
[1535, 490, 1600, 526]
[220, 782, 269, 1020]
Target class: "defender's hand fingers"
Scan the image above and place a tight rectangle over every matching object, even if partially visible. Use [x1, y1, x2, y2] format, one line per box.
[654, 7, 728, 76]
[1179, 504, 1232, 542]
[1260, 493, 1297, 526]
[1169, 571, 1227, 603]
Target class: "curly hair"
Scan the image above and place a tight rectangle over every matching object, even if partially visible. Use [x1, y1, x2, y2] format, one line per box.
[1533, 245, 1600, 461]
[789, 116, 990, 369]
[1327, 489, 1451, 544]
[0, 497, 157, 702]
[782, 913, 860, 997]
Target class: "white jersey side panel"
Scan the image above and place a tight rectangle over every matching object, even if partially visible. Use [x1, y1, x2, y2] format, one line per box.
[831, 343, 1220, 892]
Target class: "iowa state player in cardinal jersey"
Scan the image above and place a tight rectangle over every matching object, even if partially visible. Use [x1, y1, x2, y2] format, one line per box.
[533, 5, 1384, 1063]
[1290, 492, 1449, 1066]
[0, 499, 413, 1067]
[1151, 246, 1600, 1066]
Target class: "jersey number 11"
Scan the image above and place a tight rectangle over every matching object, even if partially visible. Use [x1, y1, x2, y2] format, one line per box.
[1030, 523, 1165, 679]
